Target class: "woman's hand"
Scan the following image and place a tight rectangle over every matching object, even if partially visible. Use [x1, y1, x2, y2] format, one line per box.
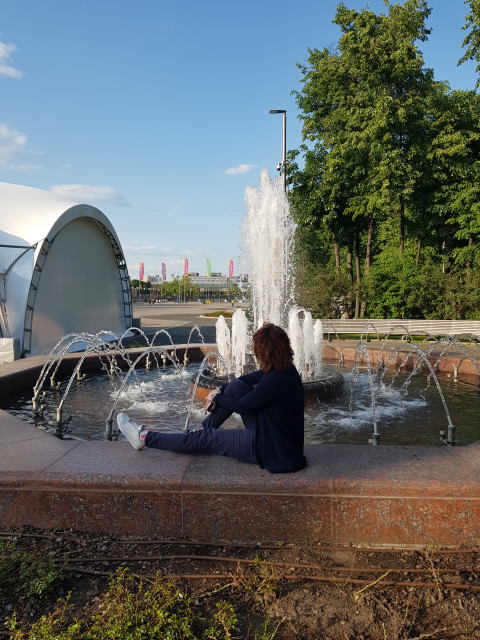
[204, 388, 221, 414]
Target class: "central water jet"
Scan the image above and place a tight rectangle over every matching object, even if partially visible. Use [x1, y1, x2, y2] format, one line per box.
[197, 169, 344, 403]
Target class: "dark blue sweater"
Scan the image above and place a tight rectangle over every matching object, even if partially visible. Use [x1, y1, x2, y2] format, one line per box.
[214, 366, 306, 473]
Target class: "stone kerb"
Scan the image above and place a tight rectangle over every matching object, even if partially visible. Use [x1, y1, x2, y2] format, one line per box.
[0, 342, 479, 547]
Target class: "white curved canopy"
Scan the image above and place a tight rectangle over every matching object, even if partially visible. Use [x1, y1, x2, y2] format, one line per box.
[0, 182, 132, 356]
[0, 229, 32, 275]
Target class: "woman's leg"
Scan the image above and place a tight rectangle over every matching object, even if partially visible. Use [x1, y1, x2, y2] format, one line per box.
[145, 426, 256, 464]
[201, 378, 256, 430]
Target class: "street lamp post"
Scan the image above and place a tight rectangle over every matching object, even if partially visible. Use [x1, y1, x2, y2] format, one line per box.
[269, 109, 287, 192]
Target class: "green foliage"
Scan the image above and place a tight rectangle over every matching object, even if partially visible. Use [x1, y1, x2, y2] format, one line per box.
[131, 276, 201, 300]
[362, 250, 480, 320]
[254, 614, 285, 640]
[459, 0, 480, 86]
[295, 261, 352, 318]
[237, 558, 279, 597]
[7, 569, 238, 640]
[289, 1, 480, 319]
[202, 310, 235, 318]
[0, 541, 67, 601]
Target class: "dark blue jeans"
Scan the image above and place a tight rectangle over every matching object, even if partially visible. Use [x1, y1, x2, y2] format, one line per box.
[145, 379, 257, 464]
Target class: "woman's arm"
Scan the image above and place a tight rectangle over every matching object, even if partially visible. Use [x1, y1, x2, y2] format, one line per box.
[215, 371, 278, 415]
[238, 369, 264, 386]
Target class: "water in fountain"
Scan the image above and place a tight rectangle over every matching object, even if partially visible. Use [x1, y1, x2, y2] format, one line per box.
[231, 307, 249, 377]
[4, 333, 480, 445]
[19, 326, 217, 440]
[214, 169, 328, 386]
[243, 169, 296, 329]
[287, 307, 324, 380]
[214, 315, 231, 376]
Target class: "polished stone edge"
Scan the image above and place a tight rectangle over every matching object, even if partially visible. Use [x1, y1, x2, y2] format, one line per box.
[1, 344, 479, 547]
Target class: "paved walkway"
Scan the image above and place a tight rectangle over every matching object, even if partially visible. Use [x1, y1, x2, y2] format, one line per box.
[1, 309, 480, 548]
[128, 301, 236, 345]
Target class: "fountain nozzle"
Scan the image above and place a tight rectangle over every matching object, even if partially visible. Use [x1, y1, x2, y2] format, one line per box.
[105, 417, 113, 440]
[440, 422, 456, 446]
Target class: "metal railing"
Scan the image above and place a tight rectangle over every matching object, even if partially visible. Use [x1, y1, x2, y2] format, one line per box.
[321, 319, 480, 338]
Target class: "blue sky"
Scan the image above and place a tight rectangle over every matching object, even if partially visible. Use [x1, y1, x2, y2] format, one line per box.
[1, 0, 478, 280]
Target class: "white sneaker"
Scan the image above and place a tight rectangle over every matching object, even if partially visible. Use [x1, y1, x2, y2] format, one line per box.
[117, 413, 145, 451]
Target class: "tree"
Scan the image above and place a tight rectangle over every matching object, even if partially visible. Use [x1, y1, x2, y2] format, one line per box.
[427, 86, 480, 272]
[291, 0, 436, 317]
[459, 0, 480, 87]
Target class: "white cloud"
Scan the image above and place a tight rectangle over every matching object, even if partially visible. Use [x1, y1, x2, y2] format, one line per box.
[0, 123, 27, 164]
[0, 42, 23, 78]
[14, 164, 44, 171]
[224, 163, 256, 175]
[124, 245, 158, 255]
[49, 184, 130, 206]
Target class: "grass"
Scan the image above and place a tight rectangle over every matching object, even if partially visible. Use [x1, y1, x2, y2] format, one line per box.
[325, 332, 480, 343]
[0, 541, 67, 601]
[2, 543, 283, 640]
[3, 536, 480, 639]
[202, 310, 236, 318]
[6, 569, 239, 640]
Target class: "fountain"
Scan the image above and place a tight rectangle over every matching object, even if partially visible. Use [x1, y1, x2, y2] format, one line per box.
[196, 168, 344, 402]
[2, 324, 480, 447]
[2, 171, 480, 447]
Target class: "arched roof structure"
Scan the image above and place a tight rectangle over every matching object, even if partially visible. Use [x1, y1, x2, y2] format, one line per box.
[0, 182, 132, 356]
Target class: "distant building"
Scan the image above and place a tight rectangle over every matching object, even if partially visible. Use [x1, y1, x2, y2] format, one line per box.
[188, 273, 249, 296]
[189, 274, 228, 291]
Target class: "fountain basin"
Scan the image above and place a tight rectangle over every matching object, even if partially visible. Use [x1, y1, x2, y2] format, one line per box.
[2, 340, 479, 445]
[194, 367, 345, 404]
[0, 342, 480, 547]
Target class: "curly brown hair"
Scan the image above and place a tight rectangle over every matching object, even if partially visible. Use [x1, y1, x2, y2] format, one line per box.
[252, 323, 294, 372]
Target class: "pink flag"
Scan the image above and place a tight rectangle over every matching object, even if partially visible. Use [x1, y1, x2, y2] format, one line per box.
[229, 259, 234, 278]
[139, 261, 144, 282]
[184, 257, 189, 276]
[162, 262, 166, 281]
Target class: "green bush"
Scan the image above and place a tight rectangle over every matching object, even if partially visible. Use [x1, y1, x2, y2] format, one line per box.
[7, 569, 237, 640]
[0, 541, 67, 601]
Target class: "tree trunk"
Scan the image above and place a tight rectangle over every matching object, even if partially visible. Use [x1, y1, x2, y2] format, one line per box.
[415, 237, 421, 267]
[345, 244, 353, 319]
[360, 216, 373, 318]
[467, 236, 473, 279]
[399, 196, 405, 258]
[400, 208, 405, 259]
[332, 232, 340, 277]
[355, 229, 361, 319]
[364, 216, 373, 274]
